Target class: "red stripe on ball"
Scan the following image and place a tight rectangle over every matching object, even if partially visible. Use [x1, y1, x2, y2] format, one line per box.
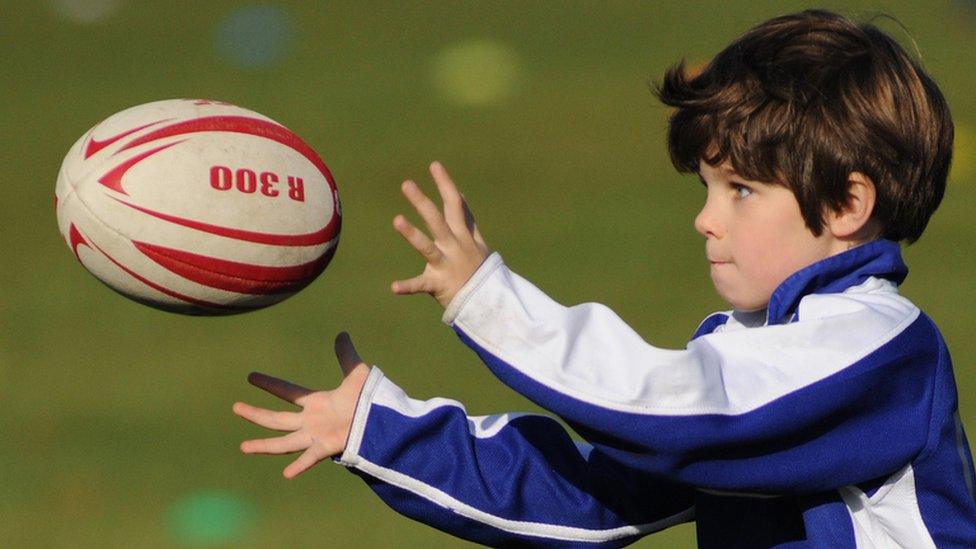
[111, 196, 339, 246]
[84, 119, 172, 159]
[98, 141, 184, 195]
[132, 240, 336, 295]
[118, 116, 337, 188]
[88, 239, 245, 311]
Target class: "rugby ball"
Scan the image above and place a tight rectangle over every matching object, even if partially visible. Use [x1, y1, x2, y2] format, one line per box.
[55, 99, 340, 315]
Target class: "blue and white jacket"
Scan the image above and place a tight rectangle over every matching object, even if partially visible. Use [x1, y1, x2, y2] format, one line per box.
[338, 240, 976, 547]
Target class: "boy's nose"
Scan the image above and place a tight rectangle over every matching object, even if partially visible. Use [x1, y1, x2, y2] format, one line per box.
[694, 203, 720, 238]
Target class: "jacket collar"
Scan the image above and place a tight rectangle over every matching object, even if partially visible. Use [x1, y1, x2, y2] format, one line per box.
[764, 239, 908, 325]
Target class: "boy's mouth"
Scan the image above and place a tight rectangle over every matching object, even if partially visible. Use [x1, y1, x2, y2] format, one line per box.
[705, 246, 729, 265]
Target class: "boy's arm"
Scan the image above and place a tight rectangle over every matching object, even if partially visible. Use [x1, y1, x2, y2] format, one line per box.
[445, 255, 937, 495]
[339, 367, 694, 547]
[233, 333, 695, 546]
[391, 166, 937, 495]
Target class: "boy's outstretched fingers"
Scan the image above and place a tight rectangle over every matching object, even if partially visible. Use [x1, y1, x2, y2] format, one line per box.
[461, 196, 487, 248]
[393, 212, 442, 264]
[400, 179, 453, 243]
[429, 162, 487, 248]
[240, 431, 309, 455]
[247, 372, 312, 406]
[390, 162, 491, 309]
[335, 332, 361, 370]
[232, 401, 301, 431]
[234, 333, 372, 480]
[283, 447, 328, 480]
[429, 162, 466, 235]
[390, 273, 428, 296]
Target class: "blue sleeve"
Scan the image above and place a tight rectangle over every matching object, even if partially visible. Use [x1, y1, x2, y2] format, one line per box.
[337, 368, 695, 547]
[443, 253, 938, 495]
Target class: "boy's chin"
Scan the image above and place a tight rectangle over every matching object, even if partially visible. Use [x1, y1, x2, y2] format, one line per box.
[715, 288, 769, 313]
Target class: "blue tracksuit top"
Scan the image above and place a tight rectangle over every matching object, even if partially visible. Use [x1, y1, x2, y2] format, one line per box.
[337, 240, 976, 547]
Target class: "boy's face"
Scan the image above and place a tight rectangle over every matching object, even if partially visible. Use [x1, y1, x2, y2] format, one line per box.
[695, 160, 843, 312]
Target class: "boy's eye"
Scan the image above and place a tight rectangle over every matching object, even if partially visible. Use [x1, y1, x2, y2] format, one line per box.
[732, 184, 752, 199]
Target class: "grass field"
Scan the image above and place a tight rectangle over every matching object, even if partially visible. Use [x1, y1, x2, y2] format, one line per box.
[2, 1, 975, 547]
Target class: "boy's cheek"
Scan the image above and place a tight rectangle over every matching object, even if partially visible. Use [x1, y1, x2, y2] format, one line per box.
[712, 266, 778, 311]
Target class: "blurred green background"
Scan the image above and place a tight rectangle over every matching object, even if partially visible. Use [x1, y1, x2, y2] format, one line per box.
[1, 1, 974, 547]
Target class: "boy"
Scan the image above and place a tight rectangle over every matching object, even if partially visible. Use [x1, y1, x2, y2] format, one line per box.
[233, 9, 976, 547]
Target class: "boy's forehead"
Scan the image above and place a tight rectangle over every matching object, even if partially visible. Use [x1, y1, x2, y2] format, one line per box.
[698, 160, 739, 177]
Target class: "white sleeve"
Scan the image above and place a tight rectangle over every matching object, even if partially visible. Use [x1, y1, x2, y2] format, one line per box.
[443, 253, 935, 494]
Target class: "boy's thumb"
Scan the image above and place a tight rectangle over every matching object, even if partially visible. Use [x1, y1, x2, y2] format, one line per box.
[334, 332, 365, 377]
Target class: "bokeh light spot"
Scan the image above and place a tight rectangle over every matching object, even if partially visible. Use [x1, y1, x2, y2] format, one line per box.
[215, 5, 294, 69]
[167, 490, 255, 544]
[48, 0, 122, 24]
[430, 40, 522, 106]
[951, 122, 975, 183]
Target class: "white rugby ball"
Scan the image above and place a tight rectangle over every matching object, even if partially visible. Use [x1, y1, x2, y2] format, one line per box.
[55, 99, 341, 315]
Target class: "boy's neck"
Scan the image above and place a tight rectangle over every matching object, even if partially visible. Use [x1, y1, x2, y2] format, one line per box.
[762, 239, 907, 325]
[730, 308, 767, 328]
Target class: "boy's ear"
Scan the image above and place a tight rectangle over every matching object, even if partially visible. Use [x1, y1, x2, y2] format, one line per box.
[827, 172, 879, 241]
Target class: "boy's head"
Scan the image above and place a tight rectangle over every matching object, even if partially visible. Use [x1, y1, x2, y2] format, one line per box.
[656, 9, 953, 244]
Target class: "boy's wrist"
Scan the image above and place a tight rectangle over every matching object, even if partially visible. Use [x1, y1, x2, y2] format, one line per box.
[442, 252, 505, 326]
[335, 366, 386, 466]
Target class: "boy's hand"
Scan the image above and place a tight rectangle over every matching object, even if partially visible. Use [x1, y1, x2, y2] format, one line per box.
[232, 332, 370, 479]
[392, 161, 490, 309]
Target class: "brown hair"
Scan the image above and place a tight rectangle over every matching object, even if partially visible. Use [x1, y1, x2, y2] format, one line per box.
[654, 9, 953, 242]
